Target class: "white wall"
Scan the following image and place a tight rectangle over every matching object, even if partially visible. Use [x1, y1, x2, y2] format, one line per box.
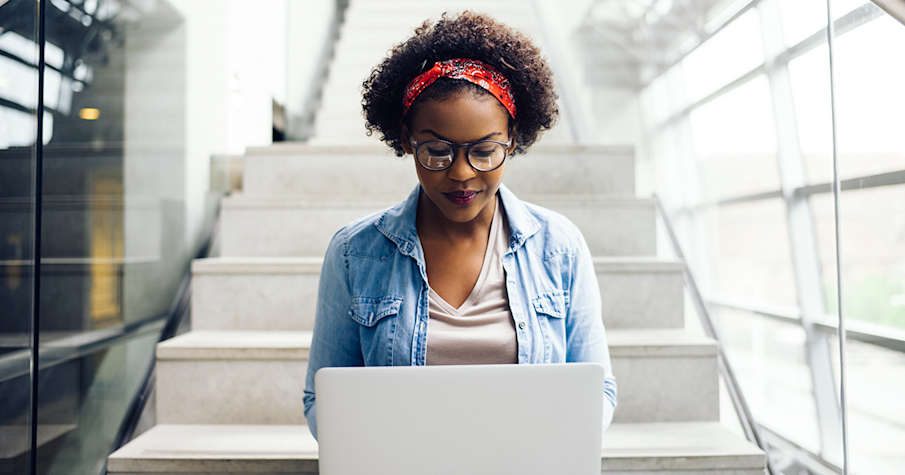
[228, 0, 288, 151]
[164, 0, 310, 244]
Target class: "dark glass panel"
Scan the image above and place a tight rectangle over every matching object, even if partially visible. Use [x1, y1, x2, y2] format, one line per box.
[0, 0, 39, 473]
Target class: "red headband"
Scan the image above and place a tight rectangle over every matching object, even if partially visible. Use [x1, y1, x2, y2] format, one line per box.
[402, 59, 517, 118]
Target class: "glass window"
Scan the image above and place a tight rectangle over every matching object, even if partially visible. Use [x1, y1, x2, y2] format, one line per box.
[788, 43, 835, 185]
[832, 14, 905, 181]
[812, 185, 905, 330]
[828, 337, 905, 475]
[779, 0, 828, 48]
[690, 75, 782, 200]
[716, 307, 822, 453]
[827, 13, 905, 470]
[704, 199, 799, 306]
[683, 9, 765, 103]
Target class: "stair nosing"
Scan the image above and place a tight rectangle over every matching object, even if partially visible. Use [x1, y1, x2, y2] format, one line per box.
[192, 257, 324, 275]
[108, 422, 763, 472]
[156, 331, 313, 361]
[607, 329, 718, 357]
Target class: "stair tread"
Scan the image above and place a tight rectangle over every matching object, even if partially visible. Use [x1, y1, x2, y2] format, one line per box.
[193, 256, 681, 274]
[157, 331, 313, 360]
[607, 329, 717, 357]
[222, 193, 657, 207]
[193, 256, 323, 274]
[157, 329, 711, 360]
[108, 422, 763, 472]
[593, 256, 683, 273]
[243, 143, 634, 156]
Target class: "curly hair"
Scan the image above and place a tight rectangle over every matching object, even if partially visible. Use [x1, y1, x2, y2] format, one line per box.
[362, 11, 559, 156]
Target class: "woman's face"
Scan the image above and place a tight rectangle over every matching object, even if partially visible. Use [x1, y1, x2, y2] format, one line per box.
[402, 92, 515, 226]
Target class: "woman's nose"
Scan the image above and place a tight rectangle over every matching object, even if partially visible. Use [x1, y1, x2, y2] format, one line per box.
[446, 148, 476, 181]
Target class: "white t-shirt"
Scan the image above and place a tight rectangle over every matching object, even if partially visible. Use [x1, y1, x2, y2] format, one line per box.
[426, 196, 518, 365]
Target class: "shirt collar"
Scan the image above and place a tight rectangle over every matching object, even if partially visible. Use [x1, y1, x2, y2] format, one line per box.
[375, 183, 541, 258]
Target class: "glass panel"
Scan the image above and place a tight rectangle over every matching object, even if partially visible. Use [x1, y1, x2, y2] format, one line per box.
[0, 0, 39, 473]
[690, 75, 782, 201]
[779, 0, 828, 48]
[705, 199, 798, 306]
[29, 1, 187, 472]
[682, 8, 765, 104]
[828, 337, 905, 474]
[788, 43, 835, 185]
[39, 333, 158, 475]
[716, 307, 822, 453]
[814, 186, 905, 329]
[829, 9, 905, 472]
[832, 14, 905, 182]
[813, 189, 905, 474]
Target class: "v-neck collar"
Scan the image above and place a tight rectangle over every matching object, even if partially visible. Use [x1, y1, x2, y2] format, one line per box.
[430, 194, 503, 313]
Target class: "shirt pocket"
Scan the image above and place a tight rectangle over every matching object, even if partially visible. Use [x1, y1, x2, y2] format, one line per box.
[349, 296, 403, 327]
[532, 291, 568, 362]
[532, 291, 566, 319]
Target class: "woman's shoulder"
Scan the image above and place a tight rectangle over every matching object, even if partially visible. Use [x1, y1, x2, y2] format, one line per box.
[501, 190, 586, 255]
[327, 203, 406, 260]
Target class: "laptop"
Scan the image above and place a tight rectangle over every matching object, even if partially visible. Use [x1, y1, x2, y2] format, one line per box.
[315, 363, 604, 475]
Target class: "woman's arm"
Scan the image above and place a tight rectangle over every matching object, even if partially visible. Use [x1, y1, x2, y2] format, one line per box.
[565, 230, 617, 431]
[303, 232, 364, 440]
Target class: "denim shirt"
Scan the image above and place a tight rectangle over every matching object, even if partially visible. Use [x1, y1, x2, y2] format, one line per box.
[303, 184, 617, 439]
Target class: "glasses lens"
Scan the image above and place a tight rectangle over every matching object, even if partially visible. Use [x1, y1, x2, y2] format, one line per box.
[416, 141, 454, 170]
[468, 142, 506, 171]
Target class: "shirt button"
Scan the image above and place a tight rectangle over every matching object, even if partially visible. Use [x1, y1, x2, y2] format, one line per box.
[518, 322, 526, 329]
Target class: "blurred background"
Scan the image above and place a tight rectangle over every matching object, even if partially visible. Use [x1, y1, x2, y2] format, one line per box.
[1, 0, 902, 473]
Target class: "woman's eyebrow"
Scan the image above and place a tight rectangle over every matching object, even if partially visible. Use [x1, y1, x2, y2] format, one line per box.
[420, 129, 502, 142]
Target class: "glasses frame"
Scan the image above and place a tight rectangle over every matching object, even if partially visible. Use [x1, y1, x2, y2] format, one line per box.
[410, 137, 513, 172]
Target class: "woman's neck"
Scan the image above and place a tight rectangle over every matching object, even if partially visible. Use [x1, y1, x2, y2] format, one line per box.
[416, 193, 496, 244]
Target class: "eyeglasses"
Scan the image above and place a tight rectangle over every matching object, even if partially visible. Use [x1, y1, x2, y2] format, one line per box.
[410, 138, 512, 172]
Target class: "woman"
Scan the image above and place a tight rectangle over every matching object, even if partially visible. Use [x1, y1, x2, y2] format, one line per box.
[303, 11, 616, 439]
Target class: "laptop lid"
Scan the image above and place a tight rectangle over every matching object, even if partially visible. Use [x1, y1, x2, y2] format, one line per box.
[315, 363, 604, 475]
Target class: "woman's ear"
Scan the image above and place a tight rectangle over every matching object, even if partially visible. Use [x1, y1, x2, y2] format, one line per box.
[507, 124, 518, 153]
[400, 125, 414, 155]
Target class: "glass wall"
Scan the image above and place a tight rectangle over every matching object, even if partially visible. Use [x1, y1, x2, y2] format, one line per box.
[1, 0, 190, 473]
[639, 0, 905, 472]
[0, 0, 38, 473]
[829, 3, 905, 472]
[1, 1, 345, 472]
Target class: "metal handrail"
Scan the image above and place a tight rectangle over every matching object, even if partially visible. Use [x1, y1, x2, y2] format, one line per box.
[653, 194, 779, 475]
[707, 296, 905, 354]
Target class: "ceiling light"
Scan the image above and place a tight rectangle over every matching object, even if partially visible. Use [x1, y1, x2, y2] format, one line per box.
[79, 108, 99, 120]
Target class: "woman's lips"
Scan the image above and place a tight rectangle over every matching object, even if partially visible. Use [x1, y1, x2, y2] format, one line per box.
[444, 190, 478, 205]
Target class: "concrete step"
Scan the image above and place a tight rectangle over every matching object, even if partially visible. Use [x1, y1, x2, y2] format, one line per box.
[608, 329, 719, 423]
[156, 327, 712, 425]
[107, 422, 763, 474]
[190, 256, 680, 332]
[155, 331, 312, 425]
[595, 257, 684, 329]
[241, 144, 635, 197]
[107, 424, 319, 474]
[220, 197, 391, 257]
[220, 195, 655, 258]
[191, 257, 321, 332]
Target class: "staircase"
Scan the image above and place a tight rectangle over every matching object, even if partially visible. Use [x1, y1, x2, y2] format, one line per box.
[107, 0, 767, 473]
[107, 143, 766, 473]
